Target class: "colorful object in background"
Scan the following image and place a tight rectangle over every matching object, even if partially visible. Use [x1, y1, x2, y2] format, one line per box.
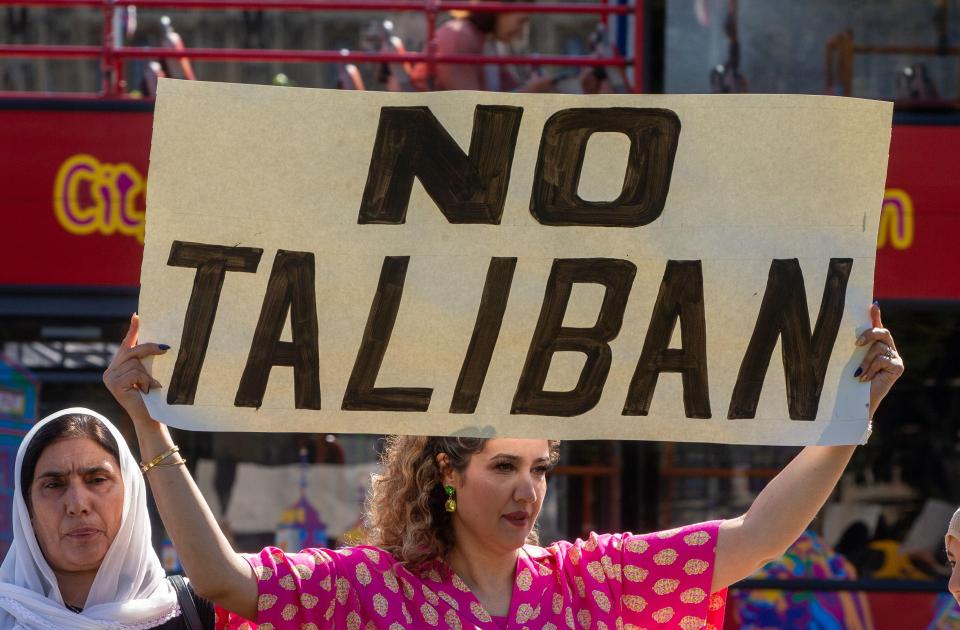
[732, 529, 874, 629]
[868, 539, 930, 579]
[275, 449, 329, 552]
[927, 593, 960, 629]
[160, 537, 181, 573]
[878, 188, 914, 250]
[53, 154, 146, 244]
[0, 357, 39, 558]
[339, 484, 368, 547]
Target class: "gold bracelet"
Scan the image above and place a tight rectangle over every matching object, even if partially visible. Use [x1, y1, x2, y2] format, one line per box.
[140, 445, 180, 473]
[152, 458, 187, 469]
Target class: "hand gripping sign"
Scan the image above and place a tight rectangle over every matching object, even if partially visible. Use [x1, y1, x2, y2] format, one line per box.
[139, 82, 892, 445]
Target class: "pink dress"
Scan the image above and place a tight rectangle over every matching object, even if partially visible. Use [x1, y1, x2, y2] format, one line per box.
[218, 521, 727, 629]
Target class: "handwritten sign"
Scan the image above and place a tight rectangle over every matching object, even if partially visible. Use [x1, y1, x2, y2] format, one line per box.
[140, 81, 891, 445]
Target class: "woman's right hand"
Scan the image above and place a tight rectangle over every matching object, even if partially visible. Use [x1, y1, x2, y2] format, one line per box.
[103, 313, 168, 422]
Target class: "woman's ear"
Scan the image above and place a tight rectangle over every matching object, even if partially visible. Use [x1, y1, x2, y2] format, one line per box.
[436, 453, 456, 487]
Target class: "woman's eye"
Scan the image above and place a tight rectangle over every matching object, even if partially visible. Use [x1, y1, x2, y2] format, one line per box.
[532, 465, 551, 475]
[495, 462, 514, 472]
[42, 481, 62, 490]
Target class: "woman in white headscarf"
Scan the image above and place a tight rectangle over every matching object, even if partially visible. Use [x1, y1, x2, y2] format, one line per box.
[947, 507, 960, 605]
[0, 407, 213, 629]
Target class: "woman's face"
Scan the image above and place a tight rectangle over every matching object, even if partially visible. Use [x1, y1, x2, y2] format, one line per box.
[949, 535, 960, 605]
[446, 438, 551, 555]
[493, 12, 528, 43]
[29, 437, 124, 575]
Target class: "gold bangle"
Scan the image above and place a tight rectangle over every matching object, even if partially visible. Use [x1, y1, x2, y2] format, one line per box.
[140, 445, 180, 473]
[152, 458, 187, 469]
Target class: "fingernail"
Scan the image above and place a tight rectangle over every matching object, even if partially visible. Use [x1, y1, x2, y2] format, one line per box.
[854, 367, 863, 377]
[872, 300, 879, 306]
[158, 344, 170, 351]
[855, 336, 866, 346]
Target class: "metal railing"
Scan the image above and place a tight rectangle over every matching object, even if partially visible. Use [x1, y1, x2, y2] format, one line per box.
[0, 0, 644, 97]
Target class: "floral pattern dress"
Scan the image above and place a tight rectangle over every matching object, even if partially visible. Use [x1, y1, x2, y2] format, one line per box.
[217, 521, 727, 629]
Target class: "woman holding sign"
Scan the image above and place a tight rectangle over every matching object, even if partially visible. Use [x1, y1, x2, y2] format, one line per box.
[104, 305, 903, 629]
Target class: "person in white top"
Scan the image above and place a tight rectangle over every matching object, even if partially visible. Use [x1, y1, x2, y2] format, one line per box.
[0, 408, 194, 629]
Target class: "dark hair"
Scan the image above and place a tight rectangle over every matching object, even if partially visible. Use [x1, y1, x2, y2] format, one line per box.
[20, 414, 121, 508]
[366, 436, 560, 569]
[466, 0, 521, 34]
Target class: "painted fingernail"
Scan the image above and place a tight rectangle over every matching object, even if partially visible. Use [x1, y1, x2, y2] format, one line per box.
[158, 344, 170, 351]
[853, 367, 863, 377]
[872, 300, 879, 306]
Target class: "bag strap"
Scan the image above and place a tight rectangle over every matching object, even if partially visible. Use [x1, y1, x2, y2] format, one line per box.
[168, 574, 203, 630]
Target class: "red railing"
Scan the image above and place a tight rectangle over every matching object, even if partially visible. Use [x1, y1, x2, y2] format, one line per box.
[0, 0, 644, 98]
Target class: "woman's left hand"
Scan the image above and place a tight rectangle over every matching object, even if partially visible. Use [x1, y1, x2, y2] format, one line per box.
[855, 303, 905, 416]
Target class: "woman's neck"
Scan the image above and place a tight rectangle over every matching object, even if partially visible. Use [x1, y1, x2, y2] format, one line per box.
[55, 569, 97, 610]
[445, 535, 517, 617]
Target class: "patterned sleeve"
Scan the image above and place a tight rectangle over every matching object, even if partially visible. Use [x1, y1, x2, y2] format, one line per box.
[236, 546, 348, 629]
[557, 520, 727, 630]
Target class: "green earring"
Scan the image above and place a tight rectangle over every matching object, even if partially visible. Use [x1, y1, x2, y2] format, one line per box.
[444, 485, 457, 513]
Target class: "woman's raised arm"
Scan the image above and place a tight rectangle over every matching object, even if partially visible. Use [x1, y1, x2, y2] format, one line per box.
[103, 314, 259, 620]
[711, 303, 904, 592]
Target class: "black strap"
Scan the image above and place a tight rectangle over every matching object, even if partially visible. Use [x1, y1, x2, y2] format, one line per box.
[168, 574, 203, 630]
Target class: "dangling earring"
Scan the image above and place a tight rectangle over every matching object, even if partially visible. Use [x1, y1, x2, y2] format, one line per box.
[444, 485, 457, 513]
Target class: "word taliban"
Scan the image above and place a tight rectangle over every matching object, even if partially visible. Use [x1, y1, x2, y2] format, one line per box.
[164, 106, 851, 422]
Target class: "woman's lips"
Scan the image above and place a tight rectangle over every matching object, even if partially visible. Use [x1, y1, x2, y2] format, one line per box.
[65, 528, 100, 539]
[502, 512, 530, 527]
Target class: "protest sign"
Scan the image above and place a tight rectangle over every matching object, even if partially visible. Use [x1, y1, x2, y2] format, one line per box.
[140, 80, 891, 444]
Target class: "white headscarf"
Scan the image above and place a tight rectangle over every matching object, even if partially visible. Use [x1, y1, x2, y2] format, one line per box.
[947, 507, 960, 548]
[0, 408, 179, 629]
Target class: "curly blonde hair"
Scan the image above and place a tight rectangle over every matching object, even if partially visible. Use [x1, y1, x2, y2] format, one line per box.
[365, 436, 560, 570]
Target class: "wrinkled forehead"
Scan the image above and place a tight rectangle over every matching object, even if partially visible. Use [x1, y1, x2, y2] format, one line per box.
[34, 437, 120, 475]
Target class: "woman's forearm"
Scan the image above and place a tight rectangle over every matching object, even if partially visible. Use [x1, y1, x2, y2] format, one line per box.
[131, 413, 259, 620]
[712, 305, 904, 592]
[102, 316, 260, 618]
[719, 340, 889, 581]
[712, 443, 855, 592]
[741, 444, 855, 555]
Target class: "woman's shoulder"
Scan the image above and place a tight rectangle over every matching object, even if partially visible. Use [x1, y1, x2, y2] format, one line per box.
[246, 544, 402, 572]
[546, 520, 725, 561]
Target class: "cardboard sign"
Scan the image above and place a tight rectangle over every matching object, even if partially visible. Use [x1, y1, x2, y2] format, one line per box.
[140, 80, 891, 445]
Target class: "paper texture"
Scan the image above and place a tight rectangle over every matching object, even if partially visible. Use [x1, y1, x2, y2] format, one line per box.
[140, 80, 891, 445]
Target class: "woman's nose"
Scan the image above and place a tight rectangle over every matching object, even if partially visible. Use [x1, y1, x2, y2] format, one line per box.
[63, 481, 91, 515]
[514, 474, 537, 504]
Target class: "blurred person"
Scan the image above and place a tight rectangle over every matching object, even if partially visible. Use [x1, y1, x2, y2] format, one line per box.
[927, 508, 960, 629]
[947, 507, 960, 604]
[0, 408, 214, 629]
[409, 0, 555, 92]
[732, 530, 873, 629]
